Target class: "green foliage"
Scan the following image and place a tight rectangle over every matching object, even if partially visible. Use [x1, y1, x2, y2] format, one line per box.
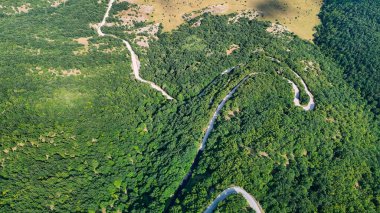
[315, 0, 380, 115]
[182, 35, 207, 52]
[0, 0, 378, 212]
[214, 194, 254, 213]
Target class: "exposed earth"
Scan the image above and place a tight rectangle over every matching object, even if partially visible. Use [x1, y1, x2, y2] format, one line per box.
[121, 0, 322, 40]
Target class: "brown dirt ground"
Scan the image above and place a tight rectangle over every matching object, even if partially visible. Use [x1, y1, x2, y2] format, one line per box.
[226, 44, 240, 55]
[121, 0, 322, 40]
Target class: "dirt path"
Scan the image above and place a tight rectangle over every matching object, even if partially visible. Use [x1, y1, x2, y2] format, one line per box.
[97, 0, 174, 100]
[200, 73, 254, 151]
[221, 67, 235, 75]
[199, 74, 264, 213]
[96, 2, 316, 210]
[170, 70, 315, 212]
[204, 72, 315, 212]
[165, 73, 261, 212]
[284, 70, 315, 111]
[204, 186, 264, 213]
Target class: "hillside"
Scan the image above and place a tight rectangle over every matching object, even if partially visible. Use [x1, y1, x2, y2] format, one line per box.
[315, 0, 380, 115]
[116, 0, 322, 40]
[0, 0, 379, 212]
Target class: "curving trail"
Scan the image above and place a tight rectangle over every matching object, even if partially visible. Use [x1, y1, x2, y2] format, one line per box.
[268, 55, 315, 111]
[221, 67, 235, 75]
[165, 73, 263, 212]
[97, 0, 174, 100]
[200, 74, 254, 151]
[198, 74, 263, 213]
[170, 70, 316, 212]
[97, 1, 316, 211]
[204, 187, 264, 213]
[203, 71, 315, 212]
[198, 67, 236, 98]
[284, 70, 315, 111]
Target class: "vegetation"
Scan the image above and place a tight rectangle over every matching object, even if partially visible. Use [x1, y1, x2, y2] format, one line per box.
[0, 0, 379, 212]
[0, 0, 57, 15]
[122, 0, 322, 40]
[315, 0, 380, 116]
[214, 194, 254, 213]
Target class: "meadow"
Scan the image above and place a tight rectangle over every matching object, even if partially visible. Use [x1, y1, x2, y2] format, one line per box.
[126, 0, 322, 40]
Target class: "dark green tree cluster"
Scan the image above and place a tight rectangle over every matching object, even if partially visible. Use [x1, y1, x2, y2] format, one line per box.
[134, 13, 380, 212]
[214, 194, 254, 213]
[315, 0, 380, 115]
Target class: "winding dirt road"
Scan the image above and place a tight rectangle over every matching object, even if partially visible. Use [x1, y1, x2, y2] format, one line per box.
[165, 73, 264, 212]
[204, 187, 264, 213]
[187, 70, 316, 212]
[203, 71, 315, 212]
[98, 2, 316, 211]
[198, 74, 264, 213]
[284, 70, 315, 111]
[97, 0, 174, 100]
[200, 74, 254, 151]
[222, 67, 235, 75]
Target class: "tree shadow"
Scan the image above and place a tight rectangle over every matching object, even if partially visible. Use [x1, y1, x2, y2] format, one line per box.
[253, 0, 293, 19]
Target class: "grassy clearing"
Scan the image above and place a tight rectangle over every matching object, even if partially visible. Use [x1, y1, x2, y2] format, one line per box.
[124, 0, 322, 40]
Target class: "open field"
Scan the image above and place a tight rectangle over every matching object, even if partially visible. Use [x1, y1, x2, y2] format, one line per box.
[123, 0, 322, 40]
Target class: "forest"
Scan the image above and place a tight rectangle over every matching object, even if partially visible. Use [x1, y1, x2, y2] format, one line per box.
[0, 0, 379, 212]
[315, 0, 380, 116]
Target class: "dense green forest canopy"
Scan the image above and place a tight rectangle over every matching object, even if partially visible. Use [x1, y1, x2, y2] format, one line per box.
[213, 194, 254, 213]
[315, 0, 380, 115]
[0, 0, 379, 212]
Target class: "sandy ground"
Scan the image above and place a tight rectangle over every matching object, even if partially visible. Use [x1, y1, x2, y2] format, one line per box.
[15, 3, 31, 13]
[122, 0, 322, 40]
[226, 44, 240, 55]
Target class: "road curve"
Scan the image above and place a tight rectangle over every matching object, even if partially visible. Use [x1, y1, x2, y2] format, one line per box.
[97, 2, 316, 210]
[284, 70, 315, 111]
[97, 0, 174, 100]
[204, 186, 264, 213]
[164, 73, 263, 212]
[200, 73, 255, 151]
[222, 67, 235, 75]
[204, 71, 316, 212]
[200, 74, 263, 213]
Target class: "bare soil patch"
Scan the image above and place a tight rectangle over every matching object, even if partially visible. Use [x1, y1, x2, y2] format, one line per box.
[117, 5, 153, 26]
[122, 23, 159, 48]
[30, 67, 81, 77]
[134, 36, 149, 48]
[51, 0, 67, 8]
[48, 68, 81, 77]
[191, 18, 203, 28]
[134, 23, 159, 36]
[73, 37, 91, 46]
[228, 10, 261, 23]
[14, 3, 31, 13]
[122, 0, 322, 40]
[226, 44, 240, 55]
[266, 23, 289, 35]
[73, 37, 92, 55]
